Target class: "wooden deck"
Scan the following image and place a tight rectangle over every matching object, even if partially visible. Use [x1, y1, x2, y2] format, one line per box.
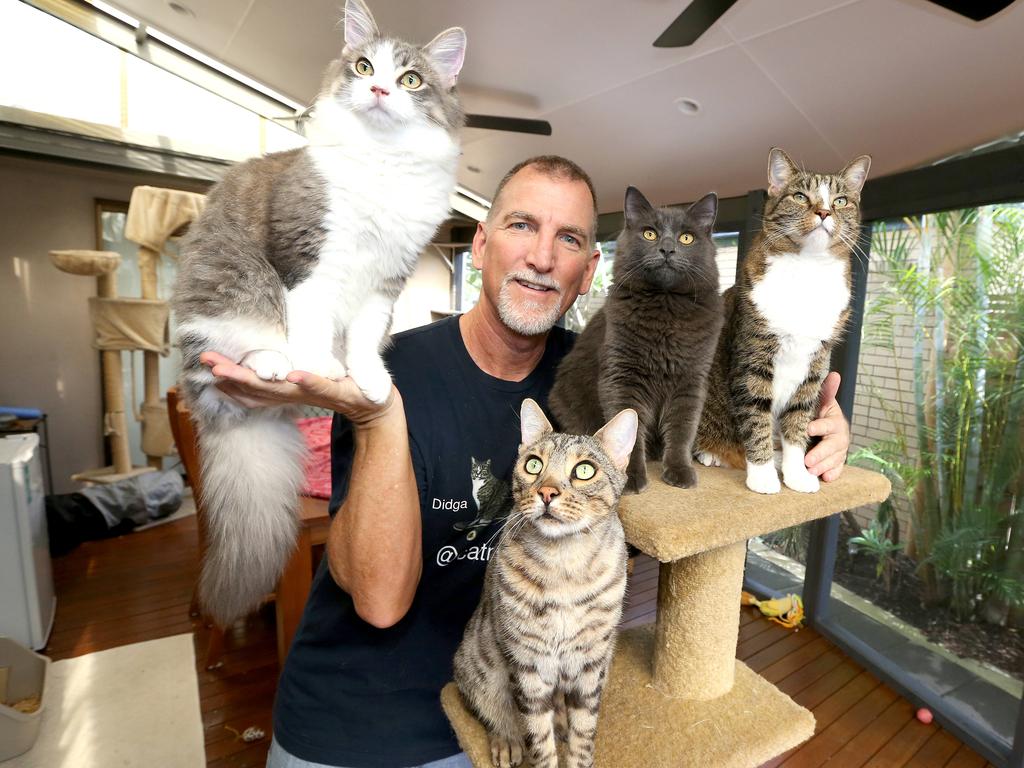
[43, 515, 995, 767]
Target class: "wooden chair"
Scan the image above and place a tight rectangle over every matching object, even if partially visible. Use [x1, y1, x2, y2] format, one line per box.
[167, 387, 332, 670]
[166, 386, 230, 669]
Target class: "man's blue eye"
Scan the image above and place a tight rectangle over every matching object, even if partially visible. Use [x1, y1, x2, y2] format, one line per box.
[560, 234, 580, 246]
[510, 222, 529, 231]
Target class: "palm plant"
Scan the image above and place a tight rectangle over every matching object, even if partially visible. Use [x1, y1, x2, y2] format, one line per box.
[855, 204, 1024, 624]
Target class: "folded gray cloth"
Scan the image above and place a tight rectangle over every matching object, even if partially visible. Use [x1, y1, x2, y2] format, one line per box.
[79, 470, 184, 527]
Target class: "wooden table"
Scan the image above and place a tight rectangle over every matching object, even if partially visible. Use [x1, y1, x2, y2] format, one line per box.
[274, 495, 331, 666]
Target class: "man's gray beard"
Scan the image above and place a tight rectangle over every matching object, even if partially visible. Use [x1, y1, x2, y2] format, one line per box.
[497, 273, 564, 336]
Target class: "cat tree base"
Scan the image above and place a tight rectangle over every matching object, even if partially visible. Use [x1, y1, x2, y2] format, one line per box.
[442, 625, 815, 768]
[443, 463, 891, 767]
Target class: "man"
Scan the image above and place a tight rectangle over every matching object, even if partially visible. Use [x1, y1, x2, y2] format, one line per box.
[202, 156, 851, 768]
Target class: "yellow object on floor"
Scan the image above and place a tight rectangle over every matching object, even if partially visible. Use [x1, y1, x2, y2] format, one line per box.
[741, 591, 805, 629]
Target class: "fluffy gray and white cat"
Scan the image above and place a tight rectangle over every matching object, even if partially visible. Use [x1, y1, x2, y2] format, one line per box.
[454, 399, 637, 768]
[172, 0, 466, 626]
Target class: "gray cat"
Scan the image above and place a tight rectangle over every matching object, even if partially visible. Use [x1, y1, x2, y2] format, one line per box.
[454, 399, 637, 768]
[454, 457, 512, 538]
[549, 186, 723, 492]
[172, 0, 466, 627]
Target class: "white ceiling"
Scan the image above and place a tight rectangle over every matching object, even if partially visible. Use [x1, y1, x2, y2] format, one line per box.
[103, 0, 1024, 212]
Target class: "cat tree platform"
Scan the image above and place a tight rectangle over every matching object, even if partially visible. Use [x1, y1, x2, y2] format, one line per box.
[442, 463, 891, 767]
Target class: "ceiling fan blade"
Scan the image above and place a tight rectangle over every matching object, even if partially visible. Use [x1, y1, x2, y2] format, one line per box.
[653, 0, 740, 47]
[923, 0, 1014, 21]
[465, 114, 552, 136]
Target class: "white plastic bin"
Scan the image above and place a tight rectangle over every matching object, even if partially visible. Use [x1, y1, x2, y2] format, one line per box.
[0, 636, 49, 761]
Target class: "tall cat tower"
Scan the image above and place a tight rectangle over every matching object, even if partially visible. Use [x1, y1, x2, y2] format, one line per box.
[48, 186, 204, 483]
[442, 463, 891, 767]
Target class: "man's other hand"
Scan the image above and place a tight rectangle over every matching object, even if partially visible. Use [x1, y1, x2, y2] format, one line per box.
[805, 371, 850, 482]
[200, 351, 397, 427]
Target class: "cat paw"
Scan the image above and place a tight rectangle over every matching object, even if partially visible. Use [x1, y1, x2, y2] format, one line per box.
[239, 350, 292, 381]
[783, 466, 821, 493]
[489, 734, 524, 768]
[662, 464, 698, 489]
[696, 451, 722, 468]
[349, 366, 394, 405]
[624, 472, 649, 495]
[746, 463, 782, 494]
[290, 351, 346, 380]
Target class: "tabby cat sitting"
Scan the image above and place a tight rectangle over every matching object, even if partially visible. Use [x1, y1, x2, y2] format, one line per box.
[454, 399, 637, 768]
[695, 147, 871, 494]
[549, 186, 723, 492]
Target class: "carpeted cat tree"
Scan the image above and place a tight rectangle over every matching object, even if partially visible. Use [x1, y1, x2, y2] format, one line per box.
[442, 462, 891, 767]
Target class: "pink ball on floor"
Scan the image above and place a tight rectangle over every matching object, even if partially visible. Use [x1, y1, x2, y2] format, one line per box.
[916, 707, 933, 724]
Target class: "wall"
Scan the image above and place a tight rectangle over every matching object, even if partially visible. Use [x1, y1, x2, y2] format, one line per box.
[1, 153, 455, 494]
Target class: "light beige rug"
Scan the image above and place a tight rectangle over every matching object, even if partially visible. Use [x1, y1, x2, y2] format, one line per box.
[7, 633, 203, 767]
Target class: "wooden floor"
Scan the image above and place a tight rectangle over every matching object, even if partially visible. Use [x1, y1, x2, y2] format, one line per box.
[43, 514, 994, 768]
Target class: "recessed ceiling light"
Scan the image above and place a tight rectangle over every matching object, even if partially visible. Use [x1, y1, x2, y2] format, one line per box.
[675, 97, 701, 116]
[168, 1, 195, 17]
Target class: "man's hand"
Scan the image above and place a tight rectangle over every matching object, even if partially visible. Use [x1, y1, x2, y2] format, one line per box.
[805, 371, 850, 482]
[200, 351, 396, 427]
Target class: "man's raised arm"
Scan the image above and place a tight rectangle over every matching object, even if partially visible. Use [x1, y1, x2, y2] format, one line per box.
[199, 352, 423, 628]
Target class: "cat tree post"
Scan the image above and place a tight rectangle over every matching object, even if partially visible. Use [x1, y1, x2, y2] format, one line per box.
[442, 463, 891, 767]
[49, 250, 134, 477]
[124, 185, 206, 470]
[651, 541, 746, 699]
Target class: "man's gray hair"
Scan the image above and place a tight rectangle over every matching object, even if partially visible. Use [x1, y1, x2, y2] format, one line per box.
[486, 155, 599, 245]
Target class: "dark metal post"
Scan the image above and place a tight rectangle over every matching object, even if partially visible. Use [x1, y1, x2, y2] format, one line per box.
[1011, 694, 1024, 767]
[803, 222, 873, 624]
[735, 189, 766, 281]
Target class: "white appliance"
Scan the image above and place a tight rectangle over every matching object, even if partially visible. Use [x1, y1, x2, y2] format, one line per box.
[0, 434, 56, 649]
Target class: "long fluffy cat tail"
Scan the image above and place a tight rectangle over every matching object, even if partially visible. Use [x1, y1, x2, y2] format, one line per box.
[196, 411, 306, 627]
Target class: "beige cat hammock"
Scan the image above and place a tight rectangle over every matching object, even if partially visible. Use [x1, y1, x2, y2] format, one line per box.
[442, 462, 891, 767]
[50, 186, 205, 483]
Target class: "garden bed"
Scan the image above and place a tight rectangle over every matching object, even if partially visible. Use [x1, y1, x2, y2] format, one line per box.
[831, 518, 1024, 683]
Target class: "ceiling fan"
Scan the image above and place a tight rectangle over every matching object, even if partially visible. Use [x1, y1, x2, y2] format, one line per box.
[653, 0, 1015, 47]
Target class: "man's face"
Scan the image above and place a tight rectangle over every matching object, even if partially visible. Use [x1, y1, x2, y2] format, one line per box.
[471, 167, 600, 336]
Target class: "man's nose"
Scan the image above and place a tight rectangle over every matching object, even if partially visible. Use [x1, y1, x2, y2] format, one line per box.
[371, 84, 390, 97]
[538, 486, 560, 505]
[525, 237, 555, 273]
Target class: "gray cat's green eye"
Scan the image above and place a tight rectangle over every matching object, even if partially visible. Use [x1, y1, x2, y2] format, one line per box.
[525, 457, 543, 475]
[573, 462, 596, 480]
[833, 196, 848, 208]
[355, 58, 374, 76]
[642, 228, 658, 241]
[793, 192, 808, 203]
[399, 71, 423, 90]
[678, 233, 694, 245]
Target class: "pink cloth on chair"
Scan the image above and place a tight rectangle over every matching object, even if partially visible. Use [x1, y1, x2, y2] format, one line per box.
[298, 417, 333, 500]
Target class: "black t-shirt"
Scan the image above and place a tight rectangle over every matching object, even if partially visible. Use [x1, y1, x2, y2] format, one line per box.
[273, 315, 575, 768]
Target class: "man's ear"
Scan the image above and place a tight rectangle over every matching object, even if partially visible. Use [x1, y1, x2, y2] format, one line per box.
[471, 221, 487, 270]
[578, 248, 601, 296]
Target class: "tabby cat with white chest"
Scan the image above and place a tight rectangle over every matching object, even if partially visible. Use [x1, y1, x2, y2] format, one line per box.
[454, 399, 637, 768]
[695, 148, 871, 494]
[172, 0, 466, 626]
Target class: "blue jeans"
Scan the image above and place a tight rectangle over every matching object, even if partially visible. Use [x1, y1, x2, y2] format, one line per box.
[266, 736, 473, 768]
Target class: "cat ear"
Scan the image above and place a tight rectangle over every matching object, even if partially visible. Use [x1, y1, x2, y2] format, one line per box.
[595, 409, 638, 472]
[768, 147, 799, 195]
[520, 398, 553, 447]
[840, 154, 871, 193]
[624, 186, 655, 227]
[423, 27, 467, 89]
[686, 192, 718, 233]
[343, 0, 378, 52]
